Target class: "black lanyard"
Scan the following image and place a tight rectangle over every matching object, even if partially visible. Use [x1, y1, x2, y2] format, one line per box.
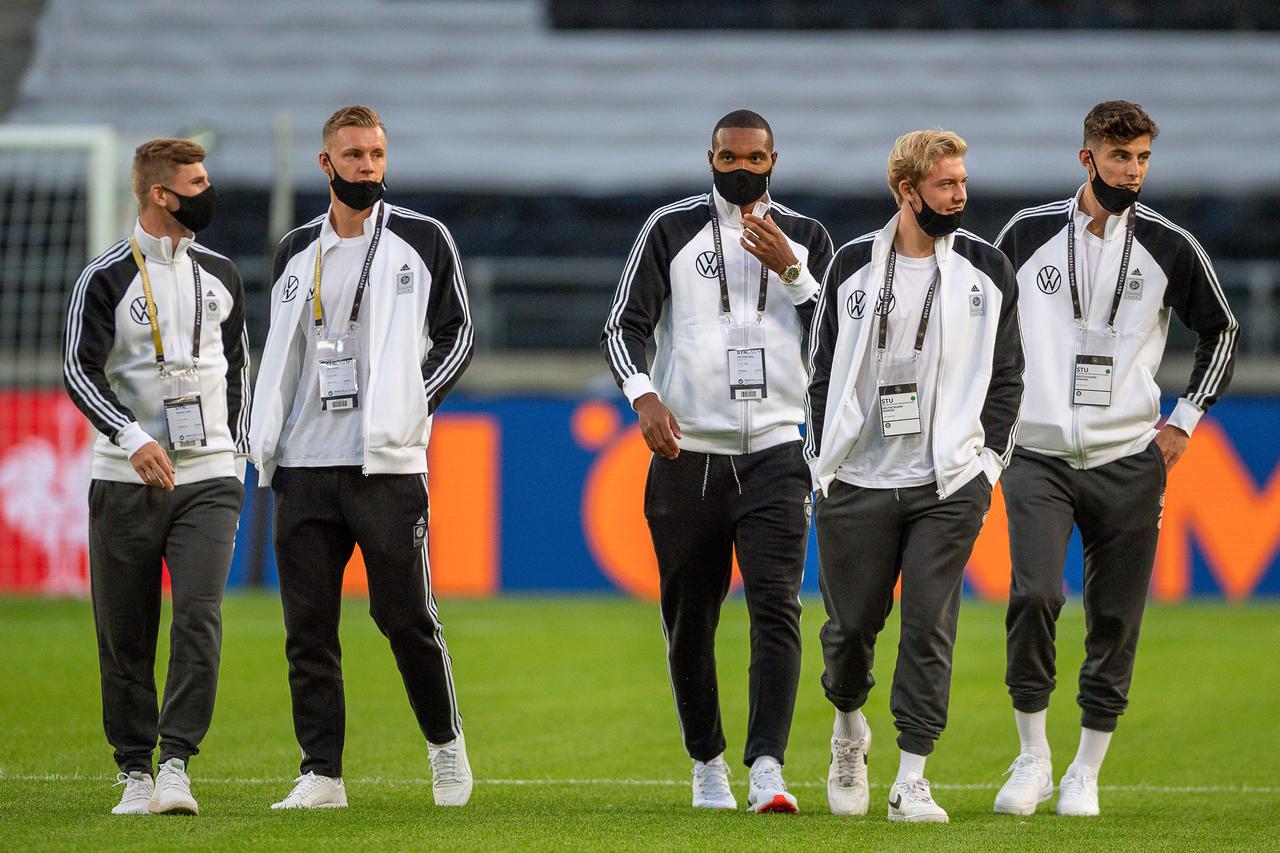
[313, 202, 384, 335]
[876, 249, 940, 356]
[129, 237, 202, 368]
[709, 207, 770, 322]
[1066, 208, 1135, 330]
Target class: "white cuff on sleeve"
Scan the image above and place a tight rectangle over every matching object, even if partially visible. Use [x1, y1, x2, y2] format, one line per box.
[622, 373, 657, 407]
[784, 267, 820, 305]
[116, 422, 157, 458]
[1166, 397, 1205, 436]
[979, 446, 1006, 487]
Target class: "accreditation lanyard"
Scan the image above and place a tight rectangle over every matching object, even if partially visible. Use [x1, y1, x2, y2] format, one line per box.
[1065, 208, 1135, 331]
[876, 249, 940, 360]
[129, 237, 201, 370]
[1066, 210, 1133, 407]
[312, 202, 384, 338]
[708, 209, 769, 324]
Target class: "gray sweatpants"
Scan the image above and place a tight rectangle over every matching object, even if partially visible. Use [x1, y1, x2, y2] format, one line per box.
[87, 476, 243, 774]
[815, 474, 991, 756]
[1003, 444, 1165, 732]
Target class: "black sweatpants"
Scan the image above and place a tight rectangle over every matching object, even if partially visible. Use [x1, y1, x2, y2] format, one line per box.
[88, 476, 243, 774]
[815, 474, 990, 756]
[1003, 443, 1165, 732]
[644, 440, 808, 768]
[272, 466, 461, 777]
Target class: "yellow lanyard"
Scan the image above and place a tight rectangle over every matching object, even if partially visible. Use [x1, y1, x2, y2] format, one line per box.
[129, 236, 202, 369]
[312, 203, 384, 336]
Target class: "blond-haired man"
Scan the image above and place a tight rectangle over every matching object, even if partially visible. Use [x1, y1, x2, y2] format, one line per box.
[64, 138, 249, 816]
[807, 130, 1023, 822]
[250, 105, 474, 809]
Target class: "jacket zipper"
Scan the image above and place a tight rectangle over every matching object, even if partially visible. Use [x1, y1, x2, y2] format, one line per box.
[932, 258, 947, 499]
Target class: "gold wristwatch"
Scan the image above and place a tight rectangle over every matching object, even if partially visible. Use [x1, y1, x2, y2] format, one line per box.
[780, 261, 803, 284]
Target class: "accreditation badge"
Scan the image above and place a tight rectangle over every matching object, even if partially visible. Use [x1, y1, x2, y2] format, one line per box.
[727, 347, 767, 401]
[1072, 329, 1118, 408]
[877, 356, 922, 437]
[161, 368, 207, 450]
[317, 334, 360, 411]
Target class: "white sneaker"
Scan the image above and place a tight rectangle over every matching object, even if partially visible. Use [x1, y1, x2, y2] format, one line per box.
[1056, 762, 1100, 816]
[148, 758, 198, 815]
[747, 764, 798, 814]
[429, 734, 473, 806]
[994, 752, 1054, 815]
[270, 772, 348, 809]
[887, 773, 948, 823]
[827, 728, 871, 816]
[111, 771, 154, 815]
[691, 755, 737, 810]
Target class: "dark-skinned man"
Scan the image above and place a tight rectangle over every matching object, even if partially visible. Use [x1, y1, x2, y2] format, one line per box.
[602, 109, 833, 813]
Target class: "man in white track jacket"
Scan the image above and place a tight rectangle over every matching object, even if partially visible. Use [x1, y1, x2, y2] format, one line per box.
[808, 130, 1023, 823]
[990, 101, 1237, 818]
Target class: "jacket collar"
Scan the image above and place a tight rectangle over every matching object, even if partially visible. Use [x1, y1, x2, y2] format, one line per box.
[319, 201, 383, 252]
[1068, 184, 1133, 240]
[132, 219, 192, 263]
[871, 211, 955, 266]
[710, 184, 771, 228]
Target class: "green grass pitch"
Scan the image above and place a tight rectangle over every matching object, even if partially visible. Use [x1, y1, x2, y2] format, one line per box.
[1, 594, 1278, 851]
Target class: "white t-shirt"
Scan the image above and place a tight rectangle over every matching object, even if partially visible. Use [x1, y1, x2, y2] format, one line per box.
[1079, 227, 1104, 315]
[836, 253, 942, 489]
[277, 235, 373, 467]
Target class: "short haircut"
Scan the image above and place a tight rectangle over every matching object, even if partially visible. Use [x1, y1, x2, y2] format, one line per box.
[131, 138, 206, 210]
[886, 129, 968, 205]
[1083, 100, 1160, 147]
[322, 104, 387, 146]
[711, 109, 774, 150]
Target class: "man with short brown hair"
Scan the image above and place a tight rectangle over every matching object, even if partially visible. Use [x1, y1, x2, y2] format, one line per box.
[992, 100, 1238, 817]
[64, 138, 249, 816]
[251, 105, 475, 810]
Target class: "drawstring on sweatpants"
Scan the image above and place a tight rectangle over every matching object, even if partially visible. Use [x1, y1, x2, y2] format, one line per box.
[700, 454, 712, 500]
[728, 456, 742, 496]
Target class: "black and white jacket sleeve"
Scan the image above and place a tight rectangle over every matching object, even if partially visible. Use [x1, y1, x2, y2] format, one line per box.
[194, 248, 252, 455]
[600, 208, 672, 404]
[417, 220, 475, 414]
[980, 248, 1025, 465]
[62, 241, 142, 446]
[1155, 220, 1238, 432]
[803, 239, 856, 463]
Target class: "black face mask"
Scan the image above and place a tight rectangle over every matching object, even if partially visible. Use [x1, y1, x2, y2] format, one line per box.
[1087, 151, 1140, 214]
[908, 189, 963, 238]
[162, 184, 218, 233]
[325, 155, 386, 211]
[713, 167, 771, 207]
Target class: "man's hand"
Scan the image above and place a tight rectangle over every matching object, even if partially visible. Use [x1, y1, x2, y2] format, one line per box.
[1153, 423, 1190, 470]
[130, 441, 175, 490]
[634, 392, 681, 459]
[741, 213, 799, 277]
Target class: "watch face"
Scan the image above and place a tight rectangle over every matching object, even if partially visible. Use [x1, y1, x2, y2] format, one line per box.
[782, 263, 802, 283]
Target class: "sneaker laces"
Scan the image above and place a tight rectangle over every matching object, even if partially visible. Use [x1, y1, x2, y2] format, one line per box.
[751, 764, 788, 793]
[1004, 753, 1048, 786]
[693, 759, 732, 798]
[114, 772, 151, 802]
[899, 775, 934, 805]
[156, 761, 191, 795]
[285, 772, 325, 802]
[431, 744, 461, 785]
[831, 738, 867, 787]
[1059, 764, 1096, 799]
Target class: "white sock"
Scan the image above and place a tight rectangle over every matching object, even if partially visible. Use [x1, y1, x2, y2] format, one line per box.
[834, 709, 868, 741]
[894, 751, 927, 785]
[1015, 709, 1051, 759]
[1073, 728, 1112, 774]
[751, 755, 780, 775]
